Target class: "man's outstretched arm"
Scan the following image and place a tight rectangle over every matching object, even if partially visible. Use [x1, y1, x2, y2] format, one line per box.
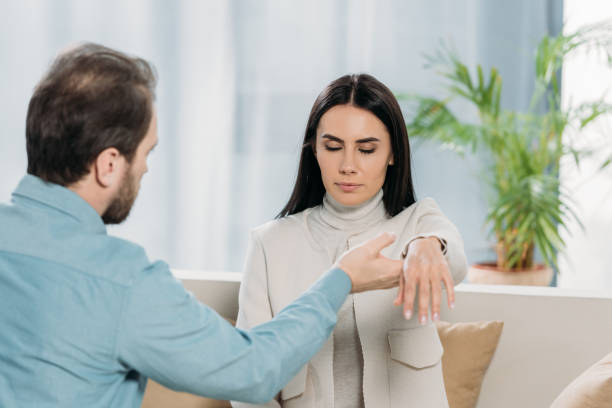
[116, 233, 400, 403]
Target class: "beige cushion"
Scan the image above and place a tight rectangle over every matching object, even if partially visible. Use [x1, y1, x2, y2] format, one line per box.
[142, 380, 230, 408]
[551, 351, 612, 408]
[436, 320, 504, 408]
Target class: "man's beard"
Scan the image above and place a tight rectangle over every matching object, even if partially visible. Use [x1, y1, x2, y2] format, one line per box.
[102, 168, 139, 225]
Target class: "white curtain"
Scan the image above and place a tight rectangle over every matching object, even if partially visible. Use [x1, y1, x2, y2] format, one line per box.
[0, 0, 236, 270]
[0, 0, 562, 273]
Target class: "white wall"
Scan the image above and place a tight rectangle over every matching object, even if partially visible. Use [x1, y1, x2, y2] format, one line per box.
[559, 0, 612, 290]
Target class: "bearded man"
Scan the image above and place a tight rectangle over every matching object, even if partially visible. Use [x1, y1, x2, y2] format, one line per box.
[0, 43, 402, 407]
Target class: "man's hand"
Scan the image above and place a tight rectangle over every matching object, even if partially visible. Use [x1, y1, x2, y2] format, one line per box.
[335, 232, 403, 293]
[393, 237, 455, 323]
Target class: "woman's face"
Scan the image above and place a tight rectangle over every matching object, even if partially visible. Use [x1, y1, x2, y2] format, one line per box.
[315, 104, 394, 206]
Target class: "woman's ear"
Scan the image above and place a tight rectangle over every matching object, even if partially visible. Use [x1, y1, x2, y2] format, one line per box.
[388, 155, 394, 166]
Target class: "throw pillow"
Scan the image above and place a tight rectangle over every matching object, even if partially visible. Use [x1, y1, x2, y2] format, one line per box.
[436, 320, 504, 408]
[550, 351, 612, 408]
[142, 380, 231, 408]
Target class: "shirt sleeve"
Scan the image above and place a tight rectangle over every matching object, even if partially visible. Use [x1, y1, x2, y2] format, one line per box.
[115, 260, 351, 404]
[232, 232, 282, 407]
[405, 198, 468, 285]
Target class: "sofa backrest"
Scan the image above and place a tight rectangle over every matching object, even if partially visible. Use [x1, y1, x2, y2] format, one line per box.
[440, 283, 612, 408]
[175, 270, 612, 408]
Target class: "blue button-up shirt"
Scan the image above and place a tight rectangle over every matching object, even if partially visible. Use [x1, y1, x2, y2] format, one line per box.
[0, 175, 351, 407]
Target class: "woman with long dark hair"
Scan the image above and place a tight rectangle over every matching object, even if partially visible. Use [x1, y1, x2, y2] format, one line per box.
[233, 74, 467, 408]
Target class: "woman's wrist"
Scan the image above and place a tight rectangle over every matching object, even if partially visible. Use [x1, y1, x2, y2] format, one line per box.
[401, 235, 447, 258]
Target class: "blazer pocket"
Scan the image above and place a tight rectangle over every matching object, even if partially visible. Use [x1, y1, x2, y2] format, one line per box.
[388, 324, 443, 369]
[387, 325, 449, 407]
[281, 365, 307, 401]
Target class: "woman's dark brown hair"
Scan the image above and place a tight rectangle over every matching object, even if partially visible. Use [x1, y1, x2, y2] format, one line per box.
[278, 73, 416, 218]
[26, 43, 157, 186]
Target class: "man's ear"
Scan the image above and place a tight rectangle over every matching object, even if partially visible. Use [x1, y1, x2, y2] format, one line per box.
[94, 147, 123, 188]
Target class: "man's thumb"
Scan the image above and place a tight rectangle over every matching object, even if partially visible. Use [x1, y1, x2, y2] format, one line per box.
[364, 232, 397, 254]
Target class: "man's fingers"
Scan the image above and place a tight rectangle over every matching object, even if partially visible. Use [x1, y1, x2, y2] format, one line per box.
[364, 232, 397, 254]
[380, 258, 403, 276]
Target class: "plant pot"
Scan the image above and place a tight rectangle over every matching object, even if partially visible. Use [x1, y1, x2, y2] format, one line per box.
[467, 263, 553, 286]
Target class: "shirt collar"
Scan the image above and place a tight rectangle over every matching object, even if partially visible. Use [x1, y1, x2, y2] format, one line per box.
[11, 174, 107, 234]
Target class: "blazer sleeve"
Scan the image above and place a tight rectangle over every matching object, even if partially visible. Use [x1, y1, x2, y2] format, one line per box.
[232, 231, 282, 408]
[406, 198, 468, 285]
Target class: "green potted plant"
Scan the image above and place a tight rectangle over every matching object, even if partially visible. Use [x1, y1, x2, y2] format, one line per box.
[400, 22, 612, 285]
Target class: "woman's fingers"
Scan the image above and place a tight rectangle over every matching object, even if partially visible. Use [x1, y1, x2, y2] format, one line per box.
[417, 272, 430, 325]
[442, 266, 456, 309]
[430, 272, 442, 322]
[393, 273, 405, 306]
[400, 240, 455, 321]
[402, 267, 416, 320]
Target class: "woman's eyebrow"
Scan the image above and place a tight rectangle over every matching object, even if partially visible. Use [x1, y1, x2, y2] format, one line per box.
[321, 135, 380, 144]
[355, 137, 380, 143]
[321, 134, 344, 143]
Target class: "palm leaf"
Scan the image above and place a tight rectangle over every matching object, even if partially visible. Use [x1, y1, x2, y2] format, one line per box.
[400, 22, 612, 270]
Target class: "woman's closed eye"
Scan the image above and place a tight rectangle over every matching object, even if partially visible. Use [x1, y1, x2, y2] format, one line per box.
[323, 145, 376, 154]
[324, 144, 342, 152]
[358, 143, 377, 154]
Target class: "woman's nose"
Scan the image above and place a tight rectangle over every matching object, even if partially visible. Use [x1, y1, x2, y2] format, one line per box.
[339, 152, 357, 174]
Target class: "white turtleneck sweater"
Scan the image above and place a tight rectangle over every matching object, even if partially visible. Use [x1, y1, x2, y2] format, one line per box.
[310, 190, 387, 408]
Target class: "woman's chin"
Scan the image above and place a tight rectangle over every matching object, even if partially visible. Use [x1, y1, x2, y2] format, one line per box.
[329, 191, 372, 207]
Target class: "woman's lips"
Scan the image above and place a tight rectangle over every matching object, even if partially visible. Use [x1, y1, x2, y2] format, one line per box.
[336, 182, 362, 192]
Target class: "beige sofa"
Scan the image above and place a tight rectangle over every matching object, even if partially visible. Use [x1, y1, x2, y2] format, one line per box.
[142, 271, 612, 408]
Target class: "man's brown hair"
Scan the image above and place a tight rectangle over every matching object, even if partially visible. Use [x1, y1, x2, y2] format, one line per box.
[26, 43, 157, 186]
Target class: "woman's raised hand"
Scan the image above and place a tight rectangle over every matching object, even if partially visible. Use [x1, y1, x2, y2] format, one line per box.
[393, 237, 455, 323]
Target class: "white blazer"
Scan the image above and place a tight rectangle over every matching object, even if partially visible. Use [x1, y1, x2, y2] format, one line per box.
[233, 197, 468, 408]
